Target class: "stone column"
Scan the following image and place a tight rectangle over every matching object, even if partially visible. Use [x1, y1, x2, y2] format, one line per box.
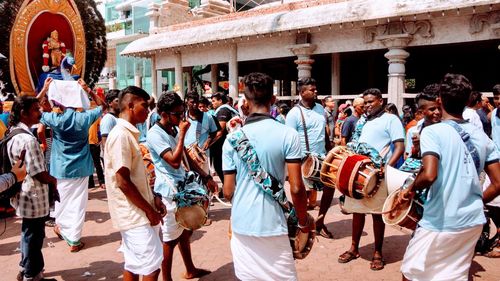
[134, 61, 143, 88]
[228, 44, 238, 98]
[146, 3, 161, 31]
[186, 67, 193, 92]
[210, 64, 218, 93]
[288, 43, 317, 79]
[331, 53, 340, 96]
[109, 77, 117, 90]
[378, 34, 412, 109]
[151, 55, 158, 98]
[174, 51, 184, 97]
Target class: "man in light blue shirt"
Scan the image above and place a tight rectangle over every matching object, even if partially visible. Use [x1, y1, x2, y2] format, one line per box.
[400, 74, 500, 281]
[147, 91, 211, 281]
[100, 89, 120, 147]
[39, 78, 104, 252]
[492, 85, 500, 148]
[339, 88, 405, 270]
[184, 91, 221, 173]
[223, 72, 311, 281]
[286, 77, 334, 239]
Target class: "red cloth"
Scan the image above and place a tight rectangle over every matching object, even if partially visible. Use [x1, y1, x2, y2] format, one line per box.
[337, 154, 368, 198]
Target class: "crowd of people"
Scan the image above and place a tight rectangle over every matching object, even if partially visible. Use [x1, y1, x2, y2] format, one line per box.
[0, 72, 499, 281]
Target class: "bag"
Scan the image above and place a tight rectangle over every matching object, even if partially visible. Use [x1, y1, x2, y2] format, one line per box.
[0, 128, 29, 199]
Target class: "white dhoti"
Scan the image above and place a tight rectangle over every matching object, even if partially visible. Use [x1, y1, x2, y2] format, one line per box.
[160, 197, 183, 242]
[231, 233, 297, 281]
[54, 177, 89, 245]
[401, 225, 482, 281]
[119, 224, 163, 275]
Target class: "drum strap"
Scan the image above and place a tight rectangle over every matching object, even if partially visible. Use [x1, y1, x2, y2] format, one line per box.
[442, 120, 481, 175]
[296, 105, 310, 152]
[226, 128, 298, 223]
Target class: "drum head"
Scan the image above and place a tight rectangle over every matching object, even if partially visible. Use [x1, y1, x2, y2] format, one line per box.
[292, 213, 316, 259]
[363, 170, 379, 196]
[382, 189, 412, 225]
[302, 155, 314, 178]
[175, 205, 207, 231]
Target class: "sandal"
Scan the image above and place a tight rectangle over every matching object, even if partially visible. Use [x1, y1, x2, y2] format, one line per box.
[316, 225, 334, 239]
[370, 256, 385, 271]
[338, 251, 360, 263]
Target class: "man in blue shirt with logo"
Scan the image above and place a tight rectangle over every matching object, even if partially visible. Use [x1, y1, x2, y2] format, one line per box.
[286, 78, 334, 239]
[223, 72, 311, 280]
[400, 74, 500, 280]
[38, 78, 104, 252]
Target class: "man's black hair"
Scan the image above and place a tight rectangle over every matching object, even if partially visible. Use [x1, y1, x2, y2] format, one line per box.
[439, 73, 472, 115]
[415, 83, 440, 106]
[492, 84, 500, 96]
[297, 77, 316, 93]
[243, 72, 274, 106]
[186, 91, 200, 102]
[362, 88, 382, 99]
[157, 91, 183, 114]
[118, 86, 151, 112]
[199, 97, 210, 106]
[467, 91, 482, 108]
[211, 92, 227, 104]
[106, 89, 120, 104]
[9, 96, 39, 126]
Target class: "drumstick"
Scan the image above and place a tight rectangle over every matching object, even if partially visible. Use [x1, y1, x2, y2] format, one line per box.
[212, 194, 232, 207]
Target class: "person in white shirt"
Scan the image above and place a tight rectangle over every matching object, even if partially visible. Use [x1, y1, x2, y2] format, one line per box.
[462, 91, 484, 131]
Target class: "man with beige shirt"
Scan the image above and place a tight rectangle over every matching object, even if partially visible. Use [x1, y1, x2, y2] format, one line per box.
[104, 86, 166, 281]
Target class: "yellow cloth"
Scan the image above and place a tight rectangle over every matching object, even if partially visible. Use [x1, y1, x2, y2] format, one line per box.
[88, 118, 101, 144]
[0, 120, 6, 139]
[104, 118, 155, 231]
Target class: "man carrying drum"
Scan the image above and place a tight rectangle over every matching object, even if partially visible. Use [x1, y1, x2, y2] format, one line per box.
[399, 74, 500, 281]
[222, 72, 311, 280]
[338, 88, 405, 270]
[146, 91, 213, 281]
[286, 78, 334, 239]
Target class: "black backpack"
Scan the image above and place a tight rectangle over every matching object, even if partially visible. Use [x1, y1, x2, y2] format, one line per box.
[0, 128, 29, 199]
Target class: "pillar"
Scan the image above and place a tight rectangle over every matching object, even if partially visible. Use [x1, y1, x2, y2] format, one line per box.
[331, 53, 340, 96]
[151, 55, 158, 98]
[210, 64, 218, 93]
[109, 77, 117, 90]
[378, 34, 412, 109]
[228, 44, 238, 98]
[288, 43, 317, 79]
[174, 51, 183, 97]
[186, 67, 193, 92]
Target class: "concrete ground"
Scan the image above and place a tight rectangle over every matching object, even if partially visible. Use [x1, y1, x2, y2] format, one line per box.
[0, 184, 499, 281]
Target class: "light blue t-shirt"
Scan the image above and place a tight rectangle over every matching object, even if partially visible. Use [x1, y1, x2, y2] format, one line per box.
[223, 114, 302, 237]
[405, 119, 424, 155]
[136, 122, 148, 143]
[419, 121, 499, 232]
[285, 103, 326, 157]
[100, 113, 117, 137]
[184, 112, 219, 147]
[146, 123, 185, 199]
[41, 106, 103, 179]
[492, 108, 500, 149]
[358, 112, 405, 159]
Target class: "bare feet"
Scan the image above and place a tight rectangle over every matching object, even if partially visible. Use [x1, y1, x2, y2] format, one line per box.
[183, 268, 211, 279]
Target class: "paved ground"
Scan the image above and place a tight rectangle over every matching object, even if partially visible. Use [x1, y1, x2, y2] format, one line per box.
[1, 184, 499, 281]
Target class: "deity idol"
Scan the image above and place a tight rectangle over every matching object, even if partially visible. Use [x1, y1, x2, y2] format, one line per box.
[42, 30, 66, 72]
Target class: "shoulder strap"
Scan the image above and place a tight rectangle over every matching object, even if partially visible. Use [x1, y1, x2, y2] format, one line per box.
[1, 128, 30, 173]
[226, 129, 295, 216]
[296, 105, 310, 152]
[442, 120, 481, 173]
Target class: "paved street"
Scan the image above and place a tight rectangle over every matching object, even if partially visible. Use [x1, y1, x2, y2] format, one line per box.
[1, 184, 499, 281]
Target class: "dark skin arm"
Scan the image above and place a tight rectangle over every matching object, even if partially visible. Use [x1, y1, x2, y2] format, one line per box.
[386, 141, 405, 167]
[203, 131, 219, 150]
[223, 173, 236, 202]
[211, 121, 227, 144]
[287, 162, 312, 231]
[325, 127, 332, 152]
[483, 162, 500, 204]
[33, 171, 56, 186]
[184, 151, 218, 193]
[161, 120, 190, 169]
[399, 154, 438, 200]
[116, 167, 163, 225]
[78, 79, 106, 107]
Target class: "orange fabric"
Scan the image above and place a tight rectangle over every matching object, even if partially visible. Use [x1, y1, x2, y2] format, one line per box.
[88, 118, 100, 144]
[0, 120, 6, 139]
[405, 119, 418, 132]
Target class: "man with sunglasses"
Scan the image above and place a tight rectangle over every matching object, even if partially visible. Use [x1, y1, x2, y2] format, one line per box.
[147, 91, 210, 281]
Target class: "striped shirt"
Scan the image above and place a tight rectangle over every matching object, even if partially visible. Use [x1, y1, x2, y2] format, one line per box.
[7, 122, 50, 218]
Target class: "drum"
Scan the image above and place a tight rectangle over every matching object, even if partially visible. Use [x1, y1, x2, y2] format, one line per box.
[302, 154, 324, 183]
[320, 146, 350, 188]
[382, 189, 423, 230]
[175, 203, 209, 231]
[289, 213, 316, 260]
[139, 143, 156, 187]
[174, 174, 210, 231]
[186, 143, 209, 174]
[321, 146, 379, 199]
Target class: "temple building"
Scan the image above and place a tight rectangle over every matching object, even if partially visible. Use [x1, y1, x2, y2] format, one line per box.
[119, 0, 500, 109]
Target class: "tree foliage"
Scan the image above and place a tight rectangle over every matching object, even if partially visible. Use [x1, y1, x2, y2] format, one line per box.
[0, 0, 107, 94]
